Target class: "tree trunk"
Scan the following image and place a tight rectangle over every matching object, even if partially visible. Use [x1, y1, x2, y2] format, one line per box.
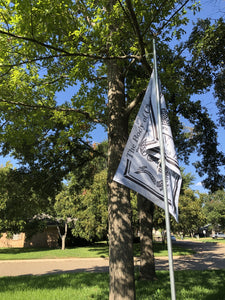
[61, 235, 66, 251]
[138, 194, 156, 281]
[107, 59, 136, 300]
[162, 229, 166, 246]
[57, 222, 68, 250]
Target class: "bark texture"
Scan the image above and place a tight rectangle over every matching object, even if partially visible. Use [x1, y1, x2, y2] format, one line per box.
[107, 60, 136, 300]
[138, 194, 156, 281]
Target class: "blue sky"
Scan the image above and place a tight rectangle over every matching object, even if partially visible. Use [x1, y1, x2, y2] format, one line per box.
[1, 0, 224, 194]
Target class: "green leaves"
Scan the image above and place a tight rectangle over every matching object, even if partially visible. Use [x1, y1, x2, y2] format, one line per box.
[174, 188, 206, 236]
[54, 142, 108, 242]
[186, 17, 225, 129]
[0, 163, 49, 233]
[203, 190, 225, 231]
[73, 169, 108, 241]
[0, 0, 224, 198]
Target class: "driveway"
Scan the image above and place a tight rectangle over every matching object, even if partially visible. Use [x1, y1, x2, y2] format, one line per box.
[0, 240, 225, 277]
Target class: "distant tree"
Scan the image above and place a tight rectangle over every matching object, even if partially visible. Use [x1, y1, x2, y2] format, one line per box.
[71, 169, 108, 241]
[0, 163, 49, 234]
[53, 141, 108, 246]
[53, 189, 77, 250]
[203, 190, 225, 232]
[171, 189, 206, 237]
[180, 168, 195, 193]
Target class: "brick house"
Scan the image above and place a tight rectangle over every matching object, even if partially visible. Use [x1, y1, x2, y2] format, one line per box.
[0, 225, 59, 248]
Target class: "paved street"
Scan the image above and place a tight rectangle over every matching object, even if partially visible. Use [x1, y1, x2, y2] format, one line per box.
[0, 240, 225, 277]
[158, 240, 225, 271]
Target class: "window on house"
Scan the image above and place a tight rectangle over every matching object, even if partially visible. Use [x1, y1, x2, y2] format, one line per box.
[12, 234, 22, 240]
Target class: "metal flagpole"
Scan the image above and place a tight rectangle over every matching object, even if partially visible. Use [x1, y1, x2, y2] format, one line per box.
[153, 38, 176, 300]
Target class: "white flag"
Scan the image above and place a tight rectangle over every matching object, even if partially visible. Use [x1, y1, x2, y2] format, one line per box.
[113, 71, 182, 222]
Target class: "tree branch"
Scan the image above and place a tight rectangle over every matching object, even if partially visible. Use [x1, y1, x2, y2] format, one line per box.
[125, 88, 146, 117]
[156, 0, 191, 36]
[0, 98, 103, 124]
[142, 0, 169, 36]
[0, 29, 71, 54]
[124, 0, 152, 75]
[42, 75, 69, 85]
[0, 29, 141, 63]
[56, 225, 62, 239]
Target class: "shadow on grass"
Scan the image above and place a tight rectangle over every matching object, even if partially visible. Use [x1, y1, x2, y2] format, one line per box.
[0, 248, 52, 255]
[0, 270, 225, 299]
[87, 242, 109, 258]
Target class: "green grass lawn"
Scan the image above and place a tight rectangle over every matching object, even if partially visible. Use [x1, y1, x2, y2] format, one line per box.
[0, 269, 224, 300]
[0, 242, 194, 260]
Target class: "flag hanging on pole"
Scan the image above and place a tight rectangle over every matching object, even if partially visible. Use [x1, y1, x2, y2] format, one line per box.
[113, 71, 182, 222]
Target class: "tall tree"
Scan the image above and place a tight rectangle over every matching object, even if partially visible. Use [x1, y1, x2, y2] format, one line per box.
[0, 1, 224, 299]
